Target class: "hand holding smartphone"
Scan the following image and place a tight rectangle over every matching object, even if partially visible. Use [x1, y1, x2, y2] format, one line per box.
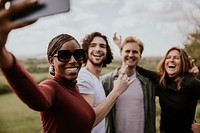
[11, 0, 70, 22]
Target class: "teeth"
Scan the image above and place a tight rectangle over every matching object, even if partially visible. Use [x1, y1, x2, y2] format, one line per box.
[168, 63, 175, 68]
[93, 54, 101, 57]
[65, 67, 77, 71]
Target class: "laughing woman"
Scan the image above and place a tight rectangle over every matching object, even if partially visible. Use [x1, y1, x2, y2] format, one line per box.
[136, 47, 200, 133]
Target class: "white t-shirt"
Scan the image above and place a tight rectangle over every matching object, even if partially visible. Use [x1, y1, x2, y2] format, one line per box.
[77, 67, 106, 133]
[115, 72, 144, 133]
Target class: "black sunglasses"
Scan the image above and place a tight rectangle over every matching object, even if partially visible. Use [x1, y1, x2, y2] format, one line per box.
[53, 49, 86, 62]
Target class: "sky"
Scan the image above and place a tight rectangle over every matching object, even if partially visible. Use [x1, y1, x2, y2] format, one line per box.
[6, 0, 200, 58]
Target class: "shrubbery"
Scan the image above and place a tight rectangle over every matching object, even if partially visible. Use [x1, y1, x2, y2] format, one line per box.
[0, 84, 12, 94]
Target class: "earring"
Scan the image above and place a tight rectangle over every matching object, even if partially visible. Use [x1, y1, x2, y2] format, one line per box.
[49, 64, 55, 75]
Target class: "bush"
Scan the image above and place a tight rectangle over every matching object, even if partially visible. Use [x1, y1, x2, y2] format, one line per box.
[0, 84, 12, 94]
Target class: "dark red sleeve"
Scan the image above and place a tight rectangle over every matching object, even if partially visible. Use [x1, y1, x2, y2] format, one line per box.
[1, 55, 53, 111]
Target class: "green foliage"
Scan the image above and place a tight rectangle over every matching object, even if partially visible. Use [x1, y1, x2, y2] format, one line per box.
[0, 84, 11, 94]
[20, 58, 49, 73]
[184, 18, 200, 79]
[0, 58, 51, 95]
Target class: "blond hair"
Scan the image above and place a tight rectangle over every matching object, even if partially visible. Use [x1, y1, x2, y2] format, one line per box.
[119, 36, 144, 54]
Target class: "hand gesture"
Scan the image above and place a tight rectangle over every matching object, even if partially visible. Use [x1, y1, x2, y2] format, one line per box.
[113, 32, 122, 48]
[113, 65, 134, 95]
[188, 56, 199, 77]
[192, 122, 200, 133]
[0, 0, 38, 49]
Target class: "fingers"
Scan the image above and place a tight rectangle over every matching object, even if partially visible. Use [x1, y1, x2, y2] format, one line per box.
[190, 59, 195, 67]
[113, 32, 122, 47]
[191, 123, 200, 133]
[0, 0, 9, 9]
[113, 32, 117, 38]
[189, 66, 199, 77]
[0, 0, 38, 31]
[190, 66, 199, 77]
[118, 72, 135, 89]
[8, 0, 39, 17]
[121, 73, 128, 80]
[119, 34, 122, 40]
[119, 65, 128, 80]
[119, 65, 134, 84]
[188, 56, 195, 68]
[9, 19, 36, 30]
[121, 65, 128, 75]
[188, 57, 199, 77]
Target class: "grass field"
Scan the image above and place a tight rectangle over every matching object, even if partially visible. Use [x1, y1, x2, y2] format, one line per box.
[1, 93, 200, 133]
[0, 93, 42, 133]
[0, 57, 200, 133]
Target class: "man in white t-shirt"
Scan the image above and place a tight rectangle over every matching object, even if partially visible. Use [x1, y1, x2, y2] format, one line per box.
[77, 32, 114, 133]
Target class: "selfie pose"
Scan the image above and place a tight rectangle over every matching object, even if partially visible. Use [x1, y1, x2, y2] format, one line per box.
[0, 1, 132, 133]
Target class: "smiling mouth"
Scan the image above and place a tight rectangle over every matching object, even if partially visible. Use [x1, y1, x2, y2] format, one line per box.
[65, 67, 79, 72]
[93, 54, 102, 58]
[168, 63, 176, 69]
[168, 66, 175, 68]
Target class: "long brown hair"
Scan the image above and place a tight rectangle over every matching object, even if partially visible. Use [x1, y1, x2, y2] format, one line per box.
[157, 47, 191, 90]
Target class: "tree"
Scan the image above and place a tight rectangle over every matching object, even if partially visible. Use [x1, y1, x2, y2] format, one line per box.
[184, 18, 200, 79]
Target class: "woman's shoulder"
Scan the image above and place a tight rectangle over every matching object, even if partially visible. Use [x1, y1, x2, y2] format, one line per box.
[183, 74, 200, 87]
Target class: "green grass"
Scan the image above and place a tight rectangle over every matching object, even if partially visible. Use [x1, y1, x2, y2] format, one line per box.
[195, 102, 200, 122]
[1, 93, 199, 133]
[0, 74, 7, 85]
[0, 57, 200, 133]
[0, 93, 42, 133]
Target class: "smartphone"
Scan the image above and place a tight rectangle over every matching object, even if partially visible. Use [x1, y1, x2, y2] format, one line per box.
[11, 0, 70, 22]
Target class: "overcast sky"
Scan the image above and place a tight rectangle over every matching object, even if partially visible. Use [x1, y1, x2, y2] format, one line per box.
[6, 0, 200, 58]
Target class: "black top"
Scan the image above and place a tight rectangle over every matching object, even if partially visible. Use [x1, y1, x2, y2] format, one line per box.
[137, 66, 200, 133]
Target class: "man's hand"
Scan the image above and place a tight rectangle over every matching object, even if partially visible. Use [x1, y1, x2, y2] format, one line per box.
[188, 57, 199, 77]
[113, 32, 122, 48]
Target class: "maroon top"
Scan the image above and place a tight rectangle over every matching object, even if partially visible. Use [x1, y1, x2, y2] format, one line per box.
[1, 56, 95, 133]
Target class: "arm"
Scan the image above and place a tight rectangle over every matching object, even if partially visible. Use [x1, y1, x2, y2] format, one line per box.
[136, 65, 159, 84]
[0, 0, 38, 68]
[188, 75, 200, 97]
[0, 0, 53, 111]
[92, 66, 134, 127]
[1, 53, 53, 111]
[80, 94, 95, 107]
[77, 71, 96, 107]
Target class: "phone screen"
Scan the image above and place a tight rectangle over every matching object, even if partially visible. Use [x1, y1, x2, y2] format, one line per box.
[11, 0, 70, 22]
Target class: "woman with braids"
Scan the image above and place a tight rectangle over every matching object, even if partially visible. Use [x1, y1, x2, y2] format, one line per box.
[0, 1, 132, 133]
